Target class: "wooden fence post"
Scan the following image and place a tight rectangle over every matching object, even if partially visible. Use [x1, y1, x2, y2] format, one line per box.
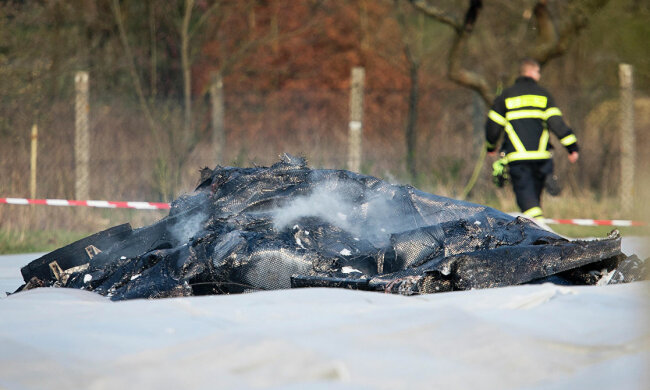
[210, 72, 225, 165]
[75, 71, 90, 201]
[619, 64, 635, 214]
[30, 124, 38, 199]
[347, 67, 365, 172]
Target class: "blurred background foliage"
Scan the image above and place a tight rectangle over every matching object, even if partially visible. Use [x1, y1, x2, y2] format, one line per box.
[0, 0, 649, 244]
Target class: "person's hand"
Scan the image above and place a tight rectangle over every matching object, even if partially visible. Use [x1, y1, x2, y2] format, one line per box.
[568, 151, 579, 163]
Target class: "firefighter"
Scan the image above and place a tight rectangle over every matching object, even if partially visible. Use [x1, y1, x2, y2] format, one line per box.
[485, 58, 579, 221]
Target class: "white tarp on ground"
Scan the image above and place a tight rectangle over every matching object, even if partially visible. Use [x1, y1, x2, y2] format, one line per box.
[1, 237, 648, 390]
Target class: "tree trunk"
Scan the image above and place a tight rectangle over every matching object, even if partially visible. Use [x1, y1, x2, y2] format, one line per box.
[181, 0, 194, 138]
[406, 61, 419, 182]
[149, 0, 157, 99]
[210, 72, 225, 165]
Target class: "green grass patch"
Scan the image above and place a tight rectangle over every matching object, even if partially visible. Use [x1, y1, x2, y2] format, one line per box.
[549, 224, 649, 239]
[0, 229, 93, 255]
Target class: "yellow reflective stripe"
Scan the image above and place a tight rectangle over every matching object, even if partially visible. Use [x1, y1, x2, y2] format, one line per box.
[538, 129, 549, 151]
[488, 110, 507, 126]
[504, 123, 526, 152]
[505, 150, 552, 162]
[560, 134, 577, 146]
[507, 108, 563, 121]
[506, 109, 545, 121]
[545, 107, 562, 118]
[505, 95, 547, 109]
[523, 207, 543, 218]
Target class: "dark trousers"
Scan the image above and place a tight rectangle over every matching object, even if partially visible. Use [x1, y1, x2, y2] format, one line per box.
[508, 159, 553, 215]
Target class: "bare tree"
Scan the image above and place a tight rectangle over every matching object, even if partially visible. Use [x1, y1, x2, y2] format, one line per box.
[180, 0, 194, 139]
[110, 0, 324, 199]
[110, 0, 263, 199]
[393, 0, 423, 182]
[408, 0, 610, 105]
[406, 0, 611, 196]
[359, 1, 444, 183]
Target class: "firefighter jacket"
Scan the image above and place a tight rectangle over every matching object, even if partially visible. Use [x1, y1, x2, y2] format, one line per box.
[485, 76, 579, 163]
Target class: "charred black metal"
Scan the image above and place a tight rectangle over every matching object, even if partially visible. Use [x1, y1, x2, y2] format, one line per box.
[16, 154, 647, 300]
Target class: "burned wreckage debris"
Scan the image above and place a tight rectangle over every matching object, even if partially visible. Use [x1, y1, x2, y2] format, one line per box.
[17, 155, 647, 300]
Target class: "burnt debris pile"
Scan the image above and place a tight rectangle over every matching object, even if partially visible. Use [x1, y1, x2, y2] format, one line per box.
[17, 154, 647, 300]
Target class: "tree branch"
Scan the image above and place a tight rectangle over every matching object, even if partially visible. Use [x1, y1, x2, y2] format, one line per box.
[189, 0, 223, 39]
[529, 0, 610, 65]
[110, 0, 160, 144]
[448, 29, 493, 105]
[436, 0, 493, 105]
[181, 0, 193, 137]
[407, 0, 462, 32]
[530, 0, 557, 64]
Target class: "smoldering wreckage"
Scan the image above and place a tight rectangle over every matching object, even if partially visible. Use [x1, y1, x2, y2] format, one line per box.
[15, 155, 647, 300]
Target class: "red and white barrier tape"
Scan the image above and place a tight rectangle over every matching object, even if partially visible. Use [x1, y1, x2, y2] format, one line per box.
[1, 197, 646, 226]
[0, 197, 170, 210]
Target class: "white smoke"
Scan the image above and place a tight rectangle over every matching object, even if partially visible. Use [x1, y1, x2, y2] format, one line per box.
[169, 212, 208, 243]
[271, 183, 356, 233]
[271, 182, 417, 245]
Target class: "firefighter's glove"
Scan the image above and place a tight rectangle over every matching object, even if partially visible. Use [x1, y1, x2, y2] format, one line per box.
[492, 158, 509, 188]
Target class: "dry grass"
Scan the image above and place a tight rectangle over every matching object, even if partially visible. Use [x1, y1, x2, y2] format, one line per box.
[2, 90, 649, 253]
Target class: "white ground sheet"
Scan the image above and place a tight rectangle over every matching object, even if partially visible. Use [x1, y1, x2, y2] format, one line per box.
[1, 237, 648, 389]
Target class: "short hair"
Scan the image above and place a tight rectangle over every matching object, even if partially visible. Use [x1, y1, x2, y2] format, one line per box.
[520, 57, 540, 75]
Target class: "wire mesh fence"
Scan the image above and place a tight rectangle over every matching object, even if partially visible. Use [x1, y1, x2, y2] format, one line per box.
[1, 65, 648, 231]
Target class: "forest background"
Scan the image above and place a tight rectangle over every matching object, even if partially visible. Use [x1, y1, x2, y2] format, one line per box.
[1, 0, 649, 251]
